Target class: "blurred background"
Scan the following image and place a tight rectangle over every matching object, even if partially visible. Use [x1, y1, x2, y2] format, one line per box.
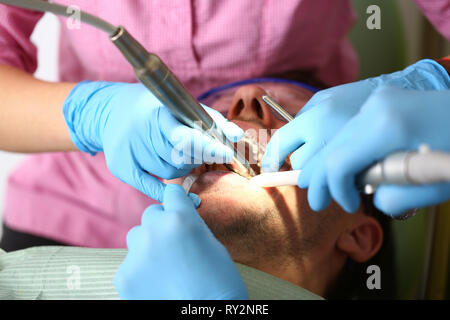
[0, 0, 448, 299]
[0, 11, 59, 236]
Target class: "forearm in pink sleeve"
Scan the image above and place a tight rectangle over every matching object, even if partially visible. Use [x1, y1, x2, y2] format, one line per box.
[414, 0, 450, 40]
[0, 5, 44, 73]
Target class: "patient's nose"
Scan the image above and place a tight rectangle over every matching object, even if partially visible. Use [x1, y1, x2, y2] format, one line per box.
[227, 85, 274, 127]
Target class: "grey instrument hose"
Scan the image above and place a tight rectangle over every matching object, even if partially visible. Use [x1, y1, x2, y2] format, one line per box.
[407, 151, 450, 184]
[0, 0, 118, 35]
[0, 0, 255, 176]
[356, 147, 450, 220]
[358, 146, 450, 194]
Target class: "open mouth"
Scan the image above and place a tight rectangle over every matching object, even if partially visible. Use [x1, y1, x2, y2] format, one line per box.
[183, 132, 264, 192]
[182, 130, 290, 193]
[207, 132, 265, 178]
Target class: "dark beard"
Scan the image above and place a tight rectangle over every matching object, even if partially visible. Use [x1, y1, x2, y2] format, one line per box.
[201, 206, 293, 269]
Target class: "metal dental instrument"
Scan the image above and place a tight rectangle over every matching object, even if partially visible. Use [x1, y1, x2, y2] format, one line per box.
[251, 147, 450, 190]
[355, 145, 450, 194]
[257, 98, 450, 192]
[0, 0, 255, 177]
[258, 96, 450, 193]
[250, 146, 450, 220]
[254, 95, 450, 218]
[262, 95, 294, 122]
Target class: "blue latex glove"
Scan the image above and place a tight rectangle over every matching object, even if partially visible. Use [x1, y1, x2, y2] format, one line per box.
[63, 81, 243, 203]
[114, 184, 249, 300]
[305, 86, 450, 215]
[261, 59, 450, 174]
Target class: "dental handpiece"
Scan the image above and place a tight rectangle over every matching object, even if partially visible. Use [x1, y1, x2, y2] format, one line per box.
[257, 97, 450, 209]
[251, 147, 450, 191]
[0, 0, 254, 177]
[250, 146, 450, 220]
[355, 145, 450, 194]
[111, 27, 255, 176]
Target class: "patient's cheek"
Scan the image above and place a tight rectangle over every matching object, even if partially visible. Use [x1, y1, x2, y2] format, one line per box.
[191, 172, 268, 210]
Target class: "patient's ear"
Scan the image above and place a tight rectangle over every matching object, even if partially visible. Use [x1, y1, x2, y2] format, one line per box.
[336, 216, 383, 263]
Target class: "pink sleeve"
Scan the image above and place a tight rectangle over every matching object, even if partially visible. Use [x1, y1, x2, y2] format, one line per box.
[414, 0, 450, 40]
[0, 5, 44, 73]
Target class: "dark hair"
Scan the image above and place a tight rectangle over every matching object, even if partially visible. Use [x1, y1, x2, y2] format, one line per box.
[325, 194, 396, 299]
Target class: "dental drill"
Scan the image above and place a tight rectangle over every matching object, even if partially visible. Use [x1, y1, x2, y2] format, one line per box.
[258, 96, 450, 192]
[250, 145, 450, 193]
[252, 95, 450, 217]
[0, 0, 255, 177]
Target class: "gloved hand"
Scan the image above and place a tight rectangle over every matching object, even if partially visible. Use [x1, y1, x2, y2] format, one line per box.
[304, 86, 450, 215]
[261, 59, 450, 174]
[114, 184, 249, 300]
[63, 81, 243, 203]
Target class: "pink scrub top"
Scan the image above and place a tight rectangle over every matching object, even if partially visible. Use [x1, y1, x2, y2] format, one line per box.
[0, 0, 447, 248]
[414, 0, 450, 40]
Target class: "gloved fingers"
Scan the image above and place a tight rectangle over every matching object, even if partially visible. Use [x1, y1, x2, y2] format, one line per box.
[296, 90, 330, 115]
[297, 112, 366, 212]
[261, 119, 307, 172]
[161, 184, 214, 242]
[155, 107, 210, 166]
[374, 183, 450, 217]
[141, 204, 164, 226]
[289, 141, 321, 171]
[170, 125, 234, 165]
[188, 193, 202, 208]
[325, 102, 406, 213]
[307, 164, 332, 212]
[203, 105, 244, 142]
[134, 171, 166, 203]
[162, 184, 198, 216]
[297, 152, 321, 188]
[326, 142, 367, 213]
[157, 104, 233, 165]
[126, 225, 142, 250]
[158, 105, 238, 166]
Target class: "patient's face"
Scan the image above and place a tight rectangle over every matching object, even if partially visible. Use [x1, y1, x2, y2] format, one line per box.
[167, 82, 368, 292]
[191, 84, 322, 264]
